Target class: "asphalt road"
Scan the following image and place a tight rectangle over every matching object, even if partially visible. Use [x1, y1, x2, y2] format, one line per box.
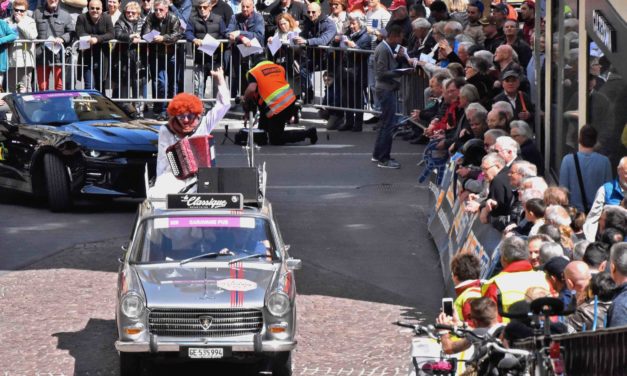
[0, 129, 445, 375]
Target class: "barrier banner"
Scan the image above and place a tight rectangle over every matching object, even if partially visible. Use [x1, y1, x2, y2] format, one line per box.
[459, 222, 502, 279]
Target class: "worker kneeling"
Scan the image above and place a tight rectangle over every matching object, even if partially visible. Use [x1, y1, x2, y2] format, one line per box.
[244, 60, 318, 145]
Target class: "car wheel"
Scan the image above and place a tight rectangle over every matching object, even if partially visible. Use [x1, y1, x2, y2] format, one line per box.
[119, 352, 142, 376]
[271, 351, 292, 376]
[43, 153, 72, 212]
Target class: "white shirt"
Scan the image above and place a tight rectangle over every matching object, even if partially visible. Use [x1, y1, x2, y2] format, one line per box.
[156, 81, 231, 177]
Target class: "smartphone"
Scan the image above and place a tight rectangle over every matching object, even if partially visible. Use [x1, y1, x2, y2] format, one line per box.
[442, 297, 454, 317]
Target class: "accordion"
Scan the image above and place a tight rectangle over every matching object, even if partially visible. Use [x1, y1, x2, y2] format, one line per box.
[165, 135, 216, 179]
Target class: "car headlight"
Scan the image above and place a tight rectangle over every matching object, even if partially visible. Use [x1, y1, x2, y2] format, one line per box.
[83, 149, 121, 160]
[121, 292, 145, 319]
[267, 292, 290, 317]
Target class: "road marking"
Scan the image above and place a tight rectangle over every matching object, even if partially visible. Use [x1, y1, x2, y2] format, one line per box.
[293, 367, 408, 375]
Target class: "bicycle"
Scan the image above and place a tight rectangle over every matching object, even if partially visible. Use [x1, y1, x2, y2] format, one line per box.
[433, 323, 532, 376]
[501, 297, 574, 376]
[396, 321, 476, 376]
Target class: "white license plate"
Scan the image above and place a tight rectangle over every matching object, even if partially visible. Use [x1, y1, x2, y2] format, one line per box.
[188, 347, 224, 359]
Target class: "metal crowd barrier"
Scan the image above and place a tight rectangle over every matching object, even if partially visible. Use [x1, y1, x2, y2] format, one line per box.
[4, 39, 427, 117]
[513, 325, 627, 375]
[4, 39, 66, 93]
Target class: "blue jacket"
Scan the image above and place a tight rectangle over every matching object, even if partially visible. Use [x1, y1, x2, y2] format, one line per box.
[607, 283, 627, 328]
[170, 0, 193, 24]
[225, 11, 265, 47]
[0, 19, 17, 72]
[300, 15, 335, 46]
[603, 179, 625, 205]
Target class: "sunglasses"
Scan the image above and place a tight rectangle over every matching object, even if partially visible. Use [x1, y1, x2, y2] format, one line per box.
[89, 7, 101, 10]
[307, 10, 317, 14]
[125, 10, 137, 14]
[198, 4, 210, 9]
[14, 8, 27, 13]
[175, 113, 198, 121]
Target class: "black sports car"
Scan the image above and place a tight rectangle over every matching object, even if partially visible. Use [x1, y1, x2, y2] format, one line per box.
[0, 90, 160, 211]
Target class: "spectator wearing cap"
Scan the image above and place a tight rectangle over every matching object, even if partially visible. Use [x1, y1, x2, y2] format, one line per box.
[503, 19, 532, 69]
[493, 66, 535, 127]
[481, 15, 504, 54]
[559, 125, 612, 213]
[463, 1, 485, 47]
[606, 243, 627, 328]
[544, 256, 575, 311]
[265, 0, 307, 36]
[385, 0, 411, 46]
[519, 0, 535, 45]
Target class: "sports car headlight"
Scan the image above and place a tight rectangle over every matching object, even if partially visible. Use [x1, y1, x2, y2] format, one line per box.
[121, 292, 145, 319]
[83, 149, 121, 160]
[267, 292, 290, 317]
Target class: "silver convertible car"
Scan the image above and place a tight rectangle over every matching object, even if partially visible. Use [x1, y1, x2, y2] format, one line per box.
[115, 189, 301, 375]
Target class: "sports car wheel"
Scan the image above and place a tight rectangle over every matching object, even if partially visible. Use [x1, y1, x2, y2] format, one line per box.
[271, 351, 292, 376]
[119, 352, 142, 376]
[43, 153, 72, 212]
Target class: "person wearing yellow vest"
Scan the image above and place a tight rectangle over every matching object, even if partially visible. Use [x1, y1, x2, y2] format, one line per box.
[450, 253, 483, 326]
[243, 59, 318, 145]
[482, 235, 552, 322]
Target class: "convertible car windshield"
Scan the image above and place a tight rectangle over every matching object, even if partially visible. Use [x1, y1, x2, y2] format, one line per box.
[15, 92, 130, 124]
[133, 216, 278, 263]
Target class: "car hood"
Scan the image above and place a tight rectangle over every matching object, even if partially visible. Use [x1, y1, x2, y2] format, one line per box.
[61, 120, 160, 151]
[135, 263, 277, 309]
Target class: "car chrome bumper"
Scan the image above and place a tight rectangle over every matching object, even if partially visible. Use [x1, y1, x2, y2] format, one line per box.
[115, 339, 297, 353]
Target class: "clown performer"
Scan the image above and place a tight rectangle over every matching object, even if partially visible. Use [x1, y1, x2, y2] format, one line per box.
[156, 67, 230, 178]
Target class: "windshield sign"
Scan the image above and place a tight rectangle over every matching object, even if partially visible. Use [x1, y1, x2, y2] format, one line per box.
[133, 217, 277, 263]
[155, 217, 256, 229]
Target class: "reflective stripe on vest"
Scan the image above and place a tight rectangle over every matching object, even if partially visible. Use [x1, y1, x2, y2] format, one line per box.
[490, 271, 551, 320]
[247, 61, 296, 118]
[454, 286, 482, 322]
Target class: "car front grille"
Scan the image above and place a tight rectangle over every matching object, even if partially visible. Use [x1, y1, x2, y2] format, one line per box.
[148, 308, 263, 337]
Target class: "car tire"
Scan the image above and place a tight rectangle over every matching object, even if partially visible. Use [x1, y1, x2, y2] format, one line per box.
[119, 352, 142, 376]
[271, 351, 292, 376]
[43, 153, 72, 212]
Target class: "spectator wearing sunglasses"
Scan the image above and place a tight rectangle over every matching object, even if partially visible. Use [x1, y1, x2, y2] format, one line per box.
[5, 0, 36, 92]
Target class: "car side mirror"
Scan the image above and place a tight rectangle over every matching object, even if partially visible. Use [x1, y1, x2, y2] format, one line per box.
[286, 258, 302, 271]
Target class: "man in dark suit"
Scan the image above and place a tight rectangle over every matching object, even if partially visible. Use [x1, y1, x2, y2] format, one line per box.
[492, 67, 535, 128]
[479, 152, 514, 231]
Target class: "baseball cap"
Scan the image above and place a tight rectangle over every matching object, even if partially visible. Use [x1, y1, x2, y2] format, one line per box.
[491, 3, 509, 16]
[501, 68, 521, 81]
[388, 0, 406, 11]
[543, 256, 570, 280]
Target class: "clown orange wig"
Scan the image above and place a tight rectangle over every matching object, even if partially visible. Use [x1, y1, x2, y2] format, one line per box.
[167, 93, 204, 116]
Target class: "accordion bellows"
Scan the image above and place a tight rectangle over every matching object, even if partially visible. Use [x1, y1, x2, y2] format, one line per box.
[165, 135, 216, 179]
